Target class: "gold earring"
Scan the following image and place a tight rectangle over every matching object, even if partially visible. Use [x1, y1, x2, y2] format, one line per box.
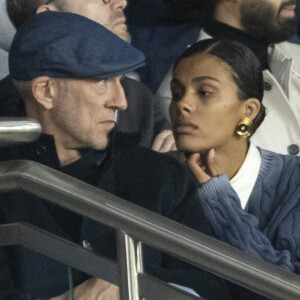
[235, 117, 254, 138]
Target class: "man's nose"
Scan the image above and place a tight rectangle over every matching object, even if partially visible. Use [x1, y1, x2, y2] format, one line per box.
[110, 0, 127, 11]
[109, 81, 127, 111]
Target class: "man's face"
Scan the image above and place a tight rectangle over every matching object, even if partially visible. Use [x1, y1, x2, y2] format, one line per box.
[64, 0, 130, 42]
[240, 0, 298, 43]
[50, 76, 127, 154]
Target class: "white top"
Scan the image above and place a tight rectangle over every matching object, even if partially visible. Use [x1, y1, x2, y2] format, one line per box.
[230, 143, 261, 209]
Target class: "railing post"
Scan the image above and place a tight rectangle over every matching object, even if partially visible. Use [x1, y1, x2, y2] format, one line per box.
[116, 230, 144, 300]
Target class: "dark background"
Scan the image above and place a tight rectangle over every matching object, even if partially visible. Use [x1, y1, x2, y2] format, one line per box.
[125, 0, 300, 93]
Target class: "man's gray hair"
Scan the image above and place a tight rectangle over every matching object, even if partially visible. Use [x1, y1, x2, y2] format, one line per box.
[13, 80, 33, 101]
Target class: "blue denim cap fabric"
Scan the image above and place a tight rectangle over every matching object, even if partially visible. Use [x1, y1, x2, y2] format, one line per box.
[9, 11, 145, 80]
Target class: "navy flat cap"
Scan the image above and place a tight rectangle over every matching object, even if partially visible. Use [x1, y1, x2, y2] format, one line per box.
[9, 11, 145, 80]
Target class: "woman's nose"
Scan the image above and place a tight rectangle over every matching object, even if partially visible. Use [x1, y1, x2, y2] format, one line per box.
[176, 94, 196, 113]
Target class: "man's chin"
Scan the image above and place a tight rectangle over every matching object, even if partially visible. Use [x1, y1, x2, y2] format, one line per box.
[275, 18, 298, 41]
[117, 30, 131, 43]
[91, 138, 110, 151]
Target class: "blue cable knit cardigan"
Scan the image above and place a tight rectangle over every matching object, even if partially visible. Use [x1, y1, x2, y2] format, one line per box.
[197, 148, 300, 273]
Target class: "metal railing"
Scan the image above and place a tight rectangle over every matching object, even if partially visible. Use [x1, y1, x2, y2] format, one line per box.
[0, 159, 300, 300]
[0, 118, 41, 146]
[0, 119, 300, 299]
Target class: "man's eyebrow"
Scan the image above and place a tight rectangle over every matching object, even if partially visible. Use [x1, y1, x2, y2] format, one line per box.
[192, 76, 220, 84]
[45, 0, 57, 4]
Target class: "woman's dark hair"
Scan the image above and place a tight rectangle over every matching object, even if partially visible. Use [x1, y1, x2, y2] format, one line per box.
[173, 38, 266, 134]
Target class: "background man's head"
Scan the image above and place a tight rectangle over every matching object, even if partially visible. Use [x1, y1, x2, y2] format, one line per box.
[239, 0, 298, 43]
[6, 0, 68, 28]
[211, 0, 298, 43]
[9, 12, 144, 163]
[6, 0, 130, 42]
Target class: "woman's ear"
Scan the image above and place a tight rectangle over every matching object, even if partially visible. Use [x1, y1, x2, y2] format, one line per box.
[243, 98, 261, 121]
[31, 76, 54, 110]
[36, 3, 60, 14]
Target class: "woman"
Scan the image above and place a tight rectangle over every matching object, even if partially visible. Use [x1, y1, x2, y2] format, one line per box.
[169, 38, 300, 274]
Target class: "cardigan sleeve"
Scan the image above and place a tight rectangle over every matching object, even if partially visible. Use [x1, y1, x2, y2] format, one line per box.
[197, 175, 300, 273]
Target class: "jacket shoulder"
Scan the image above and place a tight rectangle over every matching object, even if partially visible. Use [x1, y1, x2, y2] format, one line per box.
[275, 41, 300, 58]
[112, 147, 197, 214]
[116, 147, 186, 173]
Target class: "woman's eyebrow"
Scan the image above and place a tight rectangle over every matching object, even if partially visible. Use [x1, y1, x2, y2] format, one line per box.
[192, 76, 220, 84]
[170, 78, 181, 85]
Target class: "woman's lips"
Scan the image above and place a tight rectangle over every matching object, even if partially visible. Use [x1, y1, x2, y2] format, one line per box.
[173, 120, 198, 134]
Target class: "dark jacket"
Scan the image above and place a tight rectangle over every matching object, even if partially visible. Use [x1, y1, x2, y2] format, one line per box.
[0, 134, 231, 300]
[0, 75, 170, 148]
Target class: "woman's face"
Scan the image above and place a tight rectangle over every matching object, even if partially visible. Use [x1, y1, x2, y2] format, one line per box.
[169, 53, 246, 154]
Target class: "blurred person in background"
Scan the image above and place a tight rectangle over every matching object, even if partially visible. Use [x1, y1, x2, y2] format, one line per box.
[0, 0, 15, 79]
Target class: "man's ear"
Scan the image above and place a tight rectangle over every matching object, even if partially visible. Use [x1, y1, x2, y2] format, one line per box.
[243, 98, 261, 121]
[36, 3, 60, 14]
[31, 76, 55, 110]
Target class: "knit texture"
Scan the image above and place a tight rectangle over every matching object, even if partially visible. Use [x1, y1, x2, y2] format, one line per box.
[197, 148, 300, 273]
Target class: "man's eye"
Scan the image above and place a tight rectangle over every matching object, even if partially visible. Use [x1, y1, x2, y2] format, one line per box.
[98, 80, 108, 94]
[120, 76, 126, 84]
[99, 79, 107, 85]
[198, 91, 212, 97]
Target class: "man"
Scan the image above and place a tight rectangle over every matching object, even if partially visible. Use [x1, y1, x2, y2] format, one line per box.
[1, 0, 175, 152]
[0, 0, 14, 79]
[0, 11, 231, 300]
[156, 0, 300, 156]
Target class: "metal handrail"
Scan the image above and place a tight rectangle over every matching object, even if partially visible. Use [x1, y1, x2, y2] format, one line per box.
[0, 222, 199, 300]
[0, 118, 41, 146]
[0, 160, 300, 299]
[0, 222, 118, 283]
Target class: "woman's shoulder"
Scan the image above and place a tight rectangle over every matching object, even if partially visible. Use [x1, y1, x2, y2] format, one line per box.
[258, 148, 300, 165]
[257, 147, 300, 183]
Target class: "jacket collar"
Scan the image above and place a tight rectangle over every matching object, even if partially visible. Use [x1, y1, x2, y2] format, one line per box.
[20, 130, 141, 168]
[268, 43, 295, 98]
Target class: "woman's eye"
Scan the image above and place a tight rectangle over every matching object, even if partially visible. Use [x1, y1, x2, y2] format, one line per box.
[171, 86, 184, 101]
[171, 91, 183, 101]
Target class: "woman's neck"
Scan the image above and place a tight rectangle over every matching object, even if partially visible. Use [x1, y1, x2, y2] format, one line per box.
[214, 140, 249, 180]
